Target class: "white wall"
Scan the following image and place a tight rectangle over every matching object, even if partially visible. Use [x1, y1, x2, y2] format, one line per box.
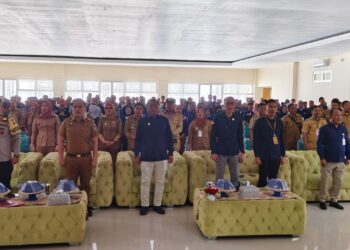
[0, 62, 257, 98]
[297, 54, 350, 103]
[257, 63, 297, 101]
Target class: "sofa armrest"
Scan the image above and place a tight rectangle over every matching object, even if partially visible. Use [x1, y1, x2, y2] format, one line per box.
[277, 157, 292, 188]
[93, 151, 114, 207]
[38, 152, 62, 191]
[183, 151, 207, 203]
[286, 151, 306, 196]
[18, 152, 43, 184]
[115, 151, 134, 204]
[166, 151, 188, 205]
[10, 153, 29, 192]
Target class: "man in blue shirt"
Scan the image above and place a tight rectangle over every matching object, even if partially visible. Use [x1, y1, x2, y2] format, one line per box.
[317, 109, 350, 210]
[253, 99, 286, 187]
[134, 98, 174, 216]
[210, 97, 245, 184]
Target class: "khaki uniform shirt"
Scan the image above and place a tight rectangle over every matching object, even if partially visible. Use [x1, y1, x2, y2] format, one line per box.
[58, 117, 98, 154]
[342, 112, 350, 138]
[161, 111, 183, 150]
[321, 109, 331, 122]
[282, 114, 303, 150]
[188, 120, 212, 150]
[302, 116, 327, 150]
[124, 115, 141, 151]
[98, 115, 122, 148]
[32, 116, 60, 147]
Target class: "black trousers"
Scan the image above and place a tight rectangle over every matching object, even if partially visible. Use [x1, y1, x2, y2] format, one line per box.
[0, 161, 13, 190]
[257, 158, 280, 187]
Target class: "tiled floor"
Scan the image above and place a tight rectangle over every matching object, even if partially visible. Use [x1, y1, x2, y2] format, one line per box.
[4, 203, 350, 250]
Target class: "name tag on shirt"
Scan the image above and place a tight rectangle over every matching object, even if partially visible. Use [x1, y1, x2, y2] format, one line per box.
[198, 130, 203, 137]
[316, 129, 319, 137]
[273, 135, 279, 145]
[343, 138, 346, 146]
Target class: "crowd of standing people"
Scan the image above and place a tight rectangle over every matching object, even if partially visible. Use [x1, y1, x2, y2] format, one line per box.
[0, 92, 349, 215]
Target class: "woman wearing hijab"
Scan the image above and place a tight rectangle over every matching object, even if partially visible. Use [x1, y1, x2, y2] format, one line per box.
[187, 106, 212, 151]
[98, 101, 122, 172]
[31, 100, 60, 156]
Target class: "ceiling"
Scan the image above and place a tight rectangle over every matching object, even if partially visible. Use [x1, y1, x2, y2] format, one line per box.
[1, 0, 350, 66]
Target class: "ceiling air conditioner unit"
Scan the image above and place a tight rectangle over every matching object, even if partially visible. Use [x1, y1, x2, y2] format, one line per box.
[314, 58, 330, 68]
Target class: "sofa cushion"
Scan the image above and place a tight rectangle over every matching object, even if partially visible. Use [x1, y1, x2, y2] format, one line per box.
[131, 176, 172, 193]
[306, 173, 320, 190]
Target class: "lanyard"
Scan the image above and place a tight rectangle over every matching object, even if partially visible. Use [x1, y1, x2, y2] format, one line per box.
[265, 116, 276, 135]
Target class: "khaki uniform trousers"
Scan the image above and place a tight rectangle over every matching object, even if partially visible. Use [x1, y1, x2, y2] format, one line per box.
[319, 162, 345, 203]
[65, 155, 92, 204]
[140, 160, 168, 207]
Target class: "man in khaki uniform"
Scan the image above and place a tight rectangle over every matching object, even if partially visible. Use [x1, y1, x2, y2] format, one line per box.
[302, 105, 327, 150]
[282, 104, 304, 150]
[341, 100, 350, 138]
[161, 98, 183, 151]
[58, 98, 98, 217]
[322, 98, 341, 122]
[124, 103, 144, 151]
[249, 102, 266, 149]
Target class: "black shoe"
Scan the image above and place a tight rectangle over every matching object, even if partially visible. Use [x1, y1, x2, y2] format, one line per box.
[329, 202, 344, 210]
[319, 202, 327, 210]
[87, 207, 93, 217]
[140, 206, 149, 216]
[154, 206, 166, 215]
[6, 193, 15, 198]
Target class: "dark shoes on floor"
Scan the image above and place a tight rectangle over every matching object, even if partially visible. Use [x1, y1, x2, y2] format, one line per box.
[154, 206, 166, 215]
[88, 207, 93, 217]
[140, 206, 149, 216]
[140, 206, 165, 215]
[320, 201, 344, 210]
[319, 202, 327, 210]
[329, 201, 344, 210]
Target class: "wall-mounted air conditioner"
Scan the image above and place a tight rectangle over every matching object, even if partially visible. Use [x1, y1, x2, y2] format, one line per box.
[314, 58, 330, 68]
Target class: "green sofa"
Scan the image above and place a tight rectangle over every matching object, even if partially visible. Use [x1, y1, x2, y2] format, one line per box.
[287, 150, 350, 201]
[10, 152, 43, 193]
[37, 151, 114, 208]
[183, 150, 292, 203]
[115, 151, 188, 207]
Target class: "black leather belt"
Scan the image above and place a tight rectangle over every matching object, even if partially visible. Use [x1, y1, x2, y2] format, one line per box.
[66, 153, 91, 158]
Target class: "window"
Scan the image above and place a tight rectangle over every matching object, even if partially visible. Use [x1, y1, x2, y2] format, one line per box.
[223, 83, 254, 102]
[168, 83, 199, 103]
[168, 83, 254, 103]
[18, 79, 53, 99]
[0, 80, 3, 96]
[65, 81, 157, 101]
[313, 70, 332, 83]
[4, 80, 17, 98]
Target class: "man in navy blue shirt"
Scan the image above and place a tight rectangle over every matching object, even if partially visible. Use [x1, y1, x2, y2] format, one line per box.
[210, 97, 245, 184]
[317, 109, 350, 210]
[253, 99, 286, 187]
[134, 98, 174, 216]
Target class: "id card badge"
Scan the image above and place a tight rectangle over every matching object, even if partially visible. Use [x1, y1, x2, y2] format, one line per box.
[343, 133, 346, 146]
[316, 129, 320, 137]
[198, 130, 203, 137]
[273, 135, 279, 145]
